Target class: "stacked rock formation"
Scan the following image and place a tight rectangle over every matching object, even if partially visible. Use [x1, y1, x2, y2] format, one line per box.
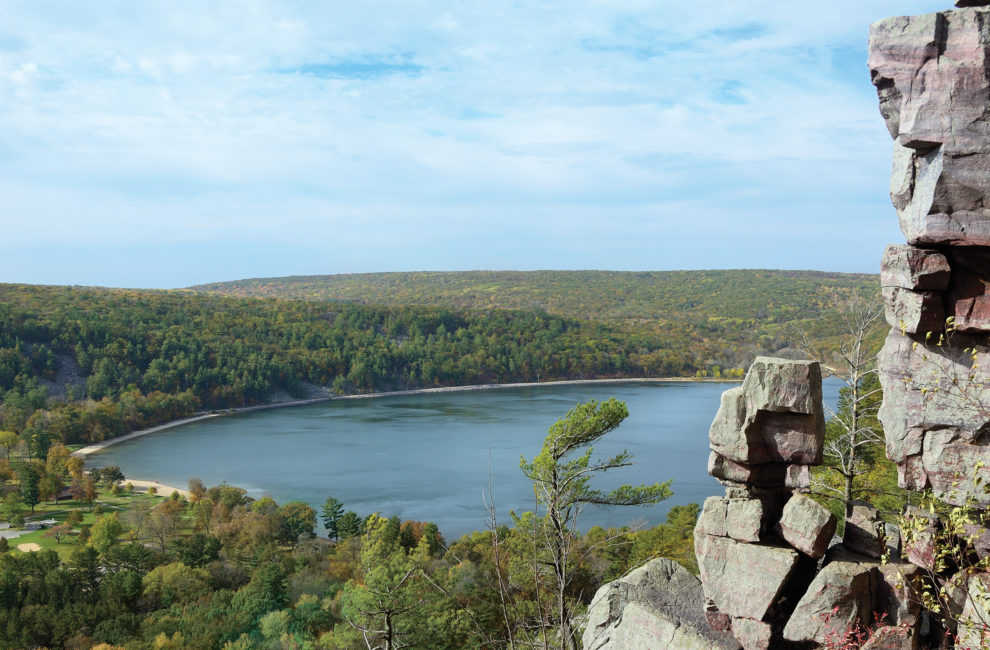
[696, 357, 831, 648]
[695, 358, 926, 649]
[870, 1, 990, 507]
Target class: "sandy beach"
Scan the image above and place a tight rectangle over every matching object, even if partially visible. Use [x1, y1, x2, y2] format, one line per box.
[126, 479, 190, 498]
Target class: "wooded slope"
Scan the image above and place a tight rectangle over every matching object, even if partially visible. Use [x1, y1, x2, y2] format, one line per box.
[189, 270, 878, 323]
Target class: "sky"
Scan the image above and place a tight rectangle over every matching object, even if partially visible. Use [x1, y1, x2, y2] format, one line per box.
[0, 0, 950, 289]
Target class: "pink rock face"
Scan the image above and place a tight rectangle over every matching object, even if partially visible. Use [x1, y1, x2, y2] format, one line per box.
[870, 9, 990, 246]
[902, 506, 939, 571]
[877, 329, 990, 506]
[776, 493, 836, 559]
[760, 411, 822, 465]
[729, 618, 772, 650]
[694, 534, 802, 622]
[948, 247, 990, 332]
[881, 286, 944, 335]
[881, 245, 950, 291]
[782, 561, 878, 645]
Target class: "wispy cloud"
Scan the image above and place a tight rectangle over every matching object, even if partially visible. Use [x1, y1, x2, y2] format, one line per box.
[0, 0, 949, 287]
[285, 54, 425, 80]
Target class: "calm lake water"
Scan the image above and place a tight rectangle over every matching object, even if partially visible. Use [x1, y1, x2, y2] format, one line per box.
[89, 380, 842, 540]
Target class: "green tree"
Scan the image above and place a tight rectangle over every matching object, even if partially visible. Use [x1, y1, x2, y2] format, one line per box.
[322, 496, 344, 541]
[142, 561, 211, 608]
[338, 510, 363, 539]
[100, 465, 125, 488]
[278, 501, 316, 548]
[0, 430, 18, 460]
[337, 513, 463, 649]
[89, 512, 125, 555]
[17, 462, 40, 513]
[519, 398, 672, 650]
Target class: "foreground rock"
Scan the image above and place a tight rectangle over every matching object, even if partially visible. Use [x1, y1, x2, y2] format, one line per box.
[783, 560, 878, 645]
[582, 558, 740, 650]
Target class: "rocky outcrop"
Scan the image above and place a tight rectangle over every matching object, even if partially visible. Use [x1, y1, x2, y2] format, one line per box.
[695, 359, 930, 649]
[695, 358, 826, 648]
[581, 558, 740, 650]
[870, 2, 990, 508]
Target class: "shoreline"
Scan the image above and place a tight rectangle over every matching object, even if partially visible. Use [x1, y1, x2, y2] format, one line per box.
[72, 376, 739, 460]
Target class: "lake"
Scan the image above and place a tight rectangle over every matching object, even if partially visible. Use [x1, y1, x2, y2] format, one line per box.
[88, 379, 842, 540]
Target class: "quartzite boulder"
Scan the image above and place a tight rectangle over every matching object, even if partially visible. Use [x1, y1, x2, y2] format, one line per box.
[861, 626, 917, 650]
[742, 357, 823, 417]
[878, 563, 923, 628]
[881, 245, 951, 291]
[708, 358, 825, 492]
[776, 493, 837, 559]
[782, 560, 878, 645]
[728, 617, 772, 650]
[695, 534, 804, 622]
[696, 496, 764, 543]
[581, 558, 741, 650]
[844, 501, 887, 559]
[902, 506, 940, 571]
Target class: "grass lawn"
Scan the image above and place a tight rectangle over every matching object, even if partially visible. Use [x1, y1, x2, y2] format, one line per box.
[9, 486, 170, 560]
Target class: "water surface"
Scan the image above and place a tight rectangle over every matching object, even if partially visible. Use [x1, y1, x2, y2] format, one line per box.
[90, 380, 841, 539]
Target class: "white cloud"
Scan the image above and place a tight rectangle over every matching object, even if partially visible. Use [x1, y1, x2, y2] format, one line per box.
[0, 0, 949, 286]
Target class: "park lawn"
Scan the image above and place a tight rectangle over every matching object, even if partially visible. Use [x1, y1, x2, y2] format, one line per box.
[11, 488, 170, 560]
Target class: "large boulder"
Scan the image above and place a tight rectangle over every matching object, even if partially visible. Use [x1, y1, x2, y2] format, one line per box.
[708, 357, 825, 493]
[776, 493, 836, 559]
[582, 558, 740, 650]
[695, 534, 805, 622]
[881, 245, 951, 291]
[783, 560, 879, 645]
[741, 357, 823, 416]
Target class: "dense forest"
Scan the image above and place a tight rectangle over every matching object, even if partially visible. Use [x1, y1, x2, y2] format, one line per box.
[0, 277, 877, 452]
[0, 401, 700, 649]
[191, 269, 878, 323]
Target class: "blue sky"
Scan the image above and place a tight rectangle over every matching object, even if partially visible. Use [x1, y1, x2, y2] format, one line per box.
[0, 1, 948, 289]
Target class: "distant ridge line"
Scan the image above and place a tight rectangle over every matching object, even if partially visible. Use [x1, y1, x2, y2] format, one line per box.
[187, 269, 879, 323]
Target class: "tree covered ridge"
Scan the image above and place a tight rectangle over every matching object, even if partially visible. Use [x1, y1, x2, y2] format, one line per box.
[189, 269, 878, 323]
[0, 278, 875, 449]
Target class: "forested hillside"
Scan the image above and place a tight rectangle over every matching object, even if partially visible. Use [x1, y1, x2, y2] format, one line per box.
[0, 273, 878, 450]
[190, 269, 878, 322]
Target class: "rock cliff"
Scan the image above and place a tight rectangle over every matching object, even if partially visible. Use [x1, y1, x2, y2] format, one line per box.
[870, 1, 990, 508]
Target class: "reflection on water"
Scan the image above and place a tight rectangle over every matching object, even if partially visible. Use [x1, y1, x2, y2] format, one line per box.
[89, 380, 842, 539]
